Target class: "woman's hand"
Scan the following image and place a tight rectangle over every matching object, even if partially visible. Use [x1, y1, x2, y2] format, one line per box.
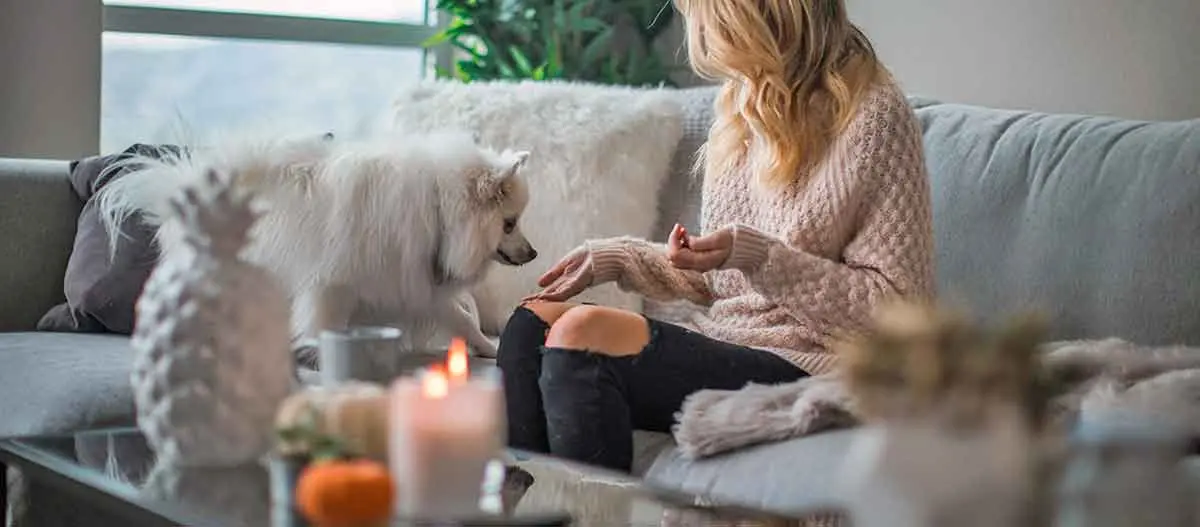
[523, 245, 594, 303]
[667, 223, 733, 272]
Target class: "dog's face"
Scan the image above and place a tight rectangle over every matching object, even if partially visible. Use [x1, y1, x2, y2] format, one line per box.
[473, 149, 537, 267]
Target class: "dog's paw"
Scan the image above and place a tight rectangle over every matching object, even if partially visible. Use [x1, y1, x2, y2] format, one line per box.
[472, 337, 500, 359]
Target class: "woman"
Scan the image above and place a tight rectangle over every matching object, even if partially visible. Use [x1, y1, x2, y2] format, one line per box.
[497, 0, 934, 472]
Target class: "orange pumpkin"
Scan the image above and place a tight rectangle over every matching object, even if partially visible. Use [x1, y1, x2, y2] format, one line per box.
[295, 458, 395, 527]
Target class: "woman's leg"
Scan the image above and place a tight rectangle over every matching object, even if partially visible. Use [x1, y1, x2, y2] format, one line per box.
[539, 305, 809, 472]
[495, 301, 578, 453]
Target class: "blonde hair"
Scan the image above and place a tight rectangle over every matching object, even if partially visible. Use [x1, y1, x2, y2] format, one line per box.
[674, 0, 887, 188]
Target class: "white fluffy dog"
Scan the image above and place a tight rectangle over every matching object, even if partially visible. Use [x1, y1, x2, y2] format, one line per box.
[96, 130, 537, 358]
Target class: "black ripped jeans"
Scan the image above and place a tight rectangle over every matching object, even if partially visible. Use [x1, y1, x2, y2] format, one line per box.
[496, 305, 809, 472]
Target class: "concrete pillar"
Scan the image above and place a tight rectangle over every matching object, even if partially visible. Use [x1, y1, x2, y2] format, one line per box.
[0, 0, 102, 159]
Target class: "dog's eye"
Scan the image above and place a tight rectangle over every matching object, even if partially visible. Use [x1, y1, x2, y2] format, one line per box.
[503, 219, 516, 234]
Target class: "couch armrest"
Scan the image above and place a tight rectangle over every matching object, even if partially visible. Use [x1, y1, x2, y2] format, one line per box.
[0, 158, 79, 331]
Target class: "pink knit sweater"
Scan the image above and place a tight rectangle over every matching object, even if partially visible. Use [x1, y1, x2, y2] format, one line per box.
[587, 82, 935, 375]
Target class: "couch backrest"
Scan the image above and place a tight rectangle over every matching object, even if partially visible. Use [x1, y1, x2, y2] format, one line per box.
[653, 86, 716, 242]
[918, 102, 1200, 345]
[660, 89, 1200, 345]
[0, 158, 79, 331]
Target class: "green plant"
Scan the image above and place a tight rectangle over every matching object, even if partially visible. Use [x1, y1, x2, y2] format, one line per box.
[424, 0, 681, 87]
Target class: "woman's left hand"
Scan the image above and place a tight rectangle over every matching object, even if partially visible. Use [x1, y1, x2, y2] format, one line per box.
[667, 223, 733, 272]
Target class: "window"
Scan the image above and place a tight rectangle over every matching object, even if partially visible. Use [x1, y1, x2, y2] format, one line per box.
[100, 0, 434, 153]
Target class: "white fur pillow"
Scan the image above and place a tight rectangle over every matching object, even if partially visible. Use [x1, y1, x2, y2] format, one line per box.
[391, 80, 684, 335]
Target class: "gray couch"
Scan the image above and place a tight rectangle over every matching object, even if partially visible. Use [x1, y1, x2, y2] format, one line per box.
[2, 88, 1199, 516]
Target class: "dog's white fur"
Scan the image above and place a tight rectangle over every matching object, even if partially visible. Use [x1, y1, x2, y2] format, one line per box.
[96, 130, 536, 358]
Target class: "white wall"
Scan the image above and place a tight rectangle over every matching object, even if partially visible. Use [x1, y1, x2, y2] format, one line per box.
[845, 0, 1200, 121]
[667, 1, 1200, 121]
[0, 0, 101, 159]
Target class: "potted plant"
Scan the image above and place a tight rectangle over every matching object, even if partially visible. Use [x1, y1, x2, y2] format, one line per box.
[424, 0, 681, 87]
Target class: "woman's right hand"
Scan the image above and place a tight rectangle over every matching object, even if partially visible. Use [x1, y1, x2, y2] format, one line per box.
[523, 245, 594, 303]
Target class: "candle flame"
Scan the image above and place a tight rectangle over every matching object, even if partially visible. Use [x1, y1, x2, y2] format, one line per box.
[422, 366, 449, 399]
[448, 337, 469, 381]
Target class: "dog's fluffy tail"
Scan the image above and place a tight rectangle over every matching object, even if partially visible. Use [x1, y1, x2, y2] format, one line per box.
[95, 131, 337, 261]
[95, 148, 201, 257]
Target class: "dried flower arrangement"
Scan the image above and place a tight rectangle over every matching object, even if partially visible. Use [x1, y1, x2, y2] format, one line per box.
[836, 301, 1052, 432]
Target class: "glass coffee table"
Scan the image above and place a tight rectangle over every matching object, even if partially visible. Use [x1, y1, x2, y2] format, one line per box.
[0, 428, 811, 527]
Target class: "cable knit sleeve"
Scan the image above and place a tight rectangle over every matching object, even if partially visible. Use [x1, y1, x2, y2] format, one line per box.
[720, 89, 935, 335]
[585, 236, 714, 307]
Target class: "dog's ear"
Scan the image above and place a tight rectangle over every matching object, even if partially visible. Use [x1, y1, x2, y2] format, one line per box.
[501, 150, 530, 176]
[477, 150, 529, 202]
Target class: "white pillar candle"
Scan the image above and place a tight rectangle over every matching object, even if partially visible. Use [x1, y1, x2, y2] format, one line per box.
[388, 339, 504, 520]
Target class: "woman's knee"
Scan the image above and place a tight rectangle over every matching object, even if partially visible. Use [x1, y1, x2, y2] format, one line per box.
[518, 301, 579, 326]
[497, 302, 578, 366]
[544, 306, 650, 357]
[500, 302, 566, 339]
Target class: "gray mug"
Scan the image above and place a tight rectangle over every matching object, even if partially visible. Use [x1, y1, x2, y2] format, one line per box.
[317, 326, 406, 386]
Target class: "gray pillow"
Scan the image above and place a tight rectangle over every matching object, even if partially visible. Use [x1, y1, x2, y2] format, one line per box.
[37, 144, 182, 334]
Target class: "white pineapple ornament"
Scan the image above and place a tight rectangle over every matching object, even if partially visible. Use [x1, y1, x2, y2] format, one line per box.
[131, 168, 293, 467]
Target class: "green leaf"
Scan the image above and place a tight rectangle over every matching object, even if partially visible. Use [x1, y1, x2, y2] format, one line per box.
[580, 26, 613, 69]
[451, 39, 486, 60]
[542, 24, 563, 78]
[574, 16, 608, 33]
[552, 0, 568, 31]
[566, 0, 590, 26]
[422, 17, 473, 47]
[496, 59, 517, 78]
[509, 46, 535, 75]
[603, 52, 620, 80]
[456, 59, 489, 80]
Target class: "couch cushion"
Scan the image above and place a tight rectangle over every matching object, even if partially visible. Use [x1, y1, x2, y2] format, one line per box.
[918, 104, 1200, 345]
[645, 429, 856, 515]
[0, 333, 135, 437]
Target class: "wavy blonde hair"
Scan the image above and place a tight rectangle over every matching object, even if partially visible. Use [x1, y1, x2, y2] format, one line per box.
[674, 0, 887, 188]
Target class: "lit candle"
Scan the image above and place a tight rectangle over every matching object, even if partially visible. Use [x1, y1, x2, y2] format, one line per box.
[447, 337, 469, 386]
[388, 342, 503, 520]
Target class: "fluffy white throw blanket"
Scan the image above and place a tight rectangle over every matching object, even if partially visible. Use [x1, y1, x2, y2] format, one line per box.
[673, 338, 1200, 459]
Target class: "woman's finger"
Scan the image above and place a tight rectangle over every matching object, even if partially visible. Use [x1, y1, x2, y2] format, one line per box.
[526, 275, 567, 302]
[537, 268, 563, 288]
[546, 274, 580, 300]
[669, 249, 697, 270]
[562, 280, 587, 301]
[668, 223, 684, 251]
[696, 250, 726, 271]
[541, 284, 571, 302]
[538, 255, 575, 286]
[687, 232, 724, 252]
[526, 288, 554, 302]
[521, 290, 546, 302]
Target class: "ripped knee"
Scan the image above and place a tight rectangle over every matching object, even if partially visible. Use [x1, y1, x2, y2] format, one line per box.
[544, 306, 649, 357]
[518, 301, 579, 327]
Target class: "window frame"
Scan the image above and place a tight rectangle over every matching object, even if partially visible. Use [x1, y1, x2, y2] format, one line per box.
[102, 4, 439, 49]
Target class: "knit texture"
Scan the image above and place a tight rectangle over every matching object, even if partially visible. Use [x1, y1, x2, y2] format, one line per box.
[589, 82, 935, 374]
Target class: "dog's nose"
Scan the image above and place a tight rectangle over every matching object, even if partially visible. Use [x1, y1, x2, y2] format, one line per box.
[528, 248, 538, 261]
